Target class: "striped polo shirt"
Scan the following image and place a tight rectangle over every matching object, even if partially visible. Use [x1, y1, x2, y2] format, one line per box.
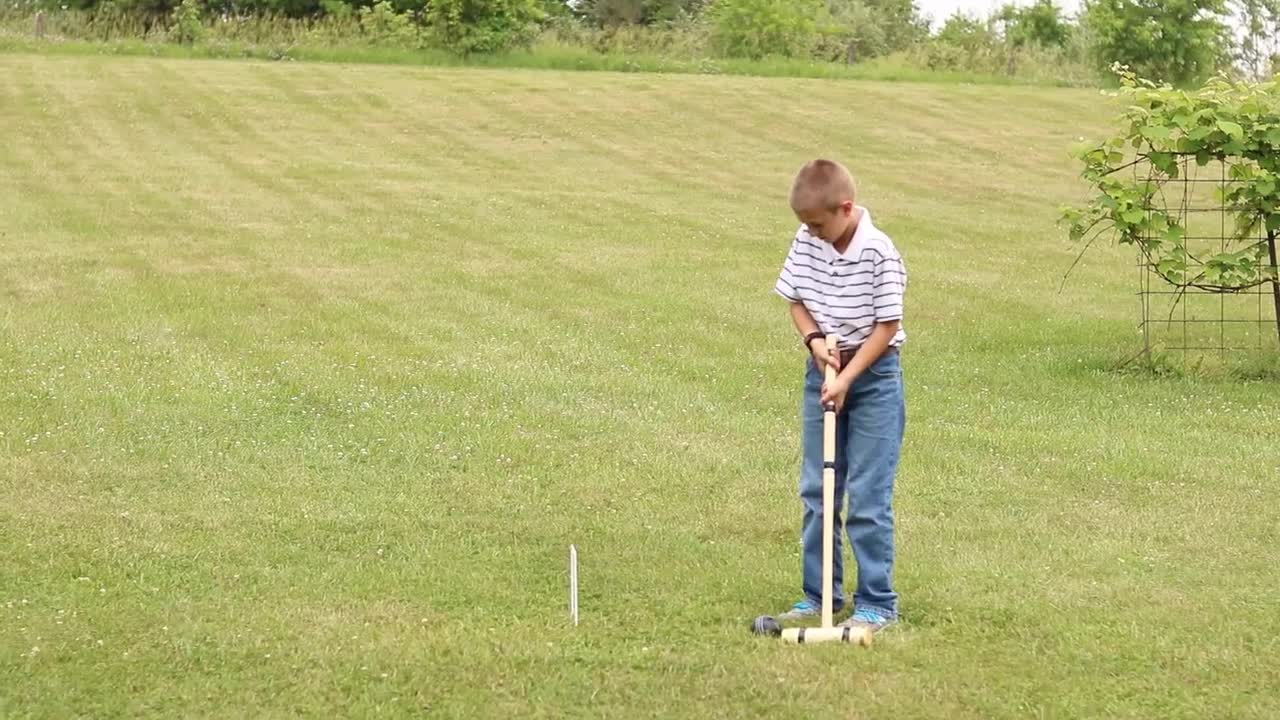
[774, 207, 908, 350]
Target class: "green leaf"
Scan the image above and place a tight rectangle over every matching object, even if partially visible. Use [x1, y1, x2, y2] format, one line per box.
[1268, 214, 1280, 233]
[1258, 179, 1276, 196]
[1149, 152, 1177, 176]
[1222, 187, 1247, 206]
[1218, 120, 1244, 139]
[1140, 125, 1172, 141]
[1121, 209, 1146, 224]
[1156, 259, 1185, 282]
[1165, 224, 1185, 242]
[1266, 127, 1280, 147]
[1196, 150, 1213, 166]
[1234, 215, 1260, 238]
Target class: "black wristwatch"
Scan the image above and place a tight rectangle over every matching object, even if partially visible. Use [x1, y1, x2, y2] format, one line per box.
[803, 331, 825, 350]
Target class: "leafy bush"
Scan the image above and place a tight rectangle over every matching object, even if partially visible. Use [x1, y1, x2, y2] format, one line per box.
[573, 0, 708, 27]
[358, 0, 417, 45]
[1081, 0, 1230, 86]
[912, 12, 995, 71]
[708, 0, 820, 59]
[426, 0, 545, 54]
[1063, 69, 1280, 308]
[170, 0, 202, 44]
[995, 0, 1069, 48]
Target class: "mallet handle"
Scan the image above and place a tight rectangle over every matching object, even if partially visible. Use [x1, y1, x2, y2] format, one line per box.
[822, 334, 837, 629]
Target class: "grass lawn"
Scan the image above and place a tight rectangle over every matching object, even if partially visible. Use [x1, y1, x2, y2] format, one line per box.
[1, 54, 1277, 718]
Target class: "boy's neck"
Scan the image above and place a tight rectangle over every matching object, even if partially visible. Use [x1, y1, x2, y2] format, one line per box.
[832, 207, 862, 254]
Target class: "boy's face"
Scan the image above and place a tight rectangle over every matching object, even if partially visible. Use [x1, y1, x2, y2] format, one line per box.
[794, 200, 855, 243]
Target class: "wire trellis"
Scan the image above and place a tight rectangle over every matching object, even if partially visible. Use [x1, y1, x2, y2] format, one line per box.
[1135, 155, 1280, 368]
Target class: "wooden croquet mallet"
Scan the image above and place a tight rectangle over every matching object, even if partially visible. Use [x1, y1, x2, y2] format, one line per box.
[779, 334, 872, 647]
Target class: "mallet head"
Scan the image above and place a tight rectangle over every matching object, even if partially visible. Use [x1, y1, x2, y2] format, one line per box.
[780, 625, 873, 646]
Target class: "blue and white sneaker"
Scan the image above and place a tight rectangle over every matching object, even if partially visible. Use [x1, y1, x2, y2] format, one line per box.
[839, 607, 897, 633]
[777, 598, 845, 622]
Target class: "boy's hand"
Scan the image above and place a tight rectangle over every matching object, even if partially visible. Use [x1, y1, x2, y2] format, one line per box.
[808, 337, 841, 374]
[821, 374, 851, 412]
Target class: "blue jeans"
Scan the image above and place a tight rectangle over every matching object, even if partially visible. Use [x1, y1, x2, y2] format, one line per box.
[799, 350, 906, 618]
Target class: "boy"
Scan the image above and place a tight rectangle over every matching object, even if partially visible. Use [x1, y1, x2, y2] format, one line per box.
[772, 159, 907, 633]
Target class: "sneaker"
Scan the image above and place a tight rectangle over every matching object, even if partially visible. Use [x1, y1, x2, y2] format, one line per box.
[777, 598, 845, 622]
[839, 607, 897, 634]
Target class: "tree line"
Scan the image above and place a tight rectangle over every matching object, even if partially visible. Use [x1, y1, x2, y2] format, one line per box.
[27, 0, 1280, 85]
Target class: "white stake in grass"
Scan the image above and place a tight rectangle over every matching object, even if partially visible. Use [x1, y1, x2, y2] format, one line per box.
[569, 544, 579, 626]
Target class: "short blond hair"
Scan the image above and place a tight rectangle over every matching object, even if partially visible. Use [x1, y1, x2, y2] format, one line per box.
[789, 159, 857, 212]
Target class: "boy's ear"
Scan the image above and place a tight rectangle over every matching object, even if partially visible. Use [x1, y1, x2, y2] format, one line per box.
[839, 200, 855, 216]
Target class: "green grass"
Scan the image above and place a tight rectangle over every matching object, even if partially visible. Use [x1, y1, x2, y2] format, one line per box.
[1, 53, 1278, 718]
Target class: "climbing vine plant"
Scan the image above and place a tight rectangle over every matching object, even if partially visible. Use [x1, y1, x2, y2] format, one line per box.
[1062, 66, 1280, 346]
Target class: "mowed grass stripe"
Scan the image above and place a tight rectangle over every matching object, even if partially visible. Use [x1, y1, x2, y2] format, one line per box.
[73, 61, 214, 233]
[128, 62, 339, 226]
[79, 60, 301, 236]
[4, 60, 109, 241]
[144, 61, 354, 226]
[44, 59, 225, 235]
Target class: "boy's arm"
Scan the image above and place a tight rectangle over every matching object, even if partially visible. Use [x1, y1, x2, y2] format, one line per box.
[836, 320, 899, 383]
[789, 302, 840, 370]
[837, 245, 905, 383]
[789, 301, 820, 340]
